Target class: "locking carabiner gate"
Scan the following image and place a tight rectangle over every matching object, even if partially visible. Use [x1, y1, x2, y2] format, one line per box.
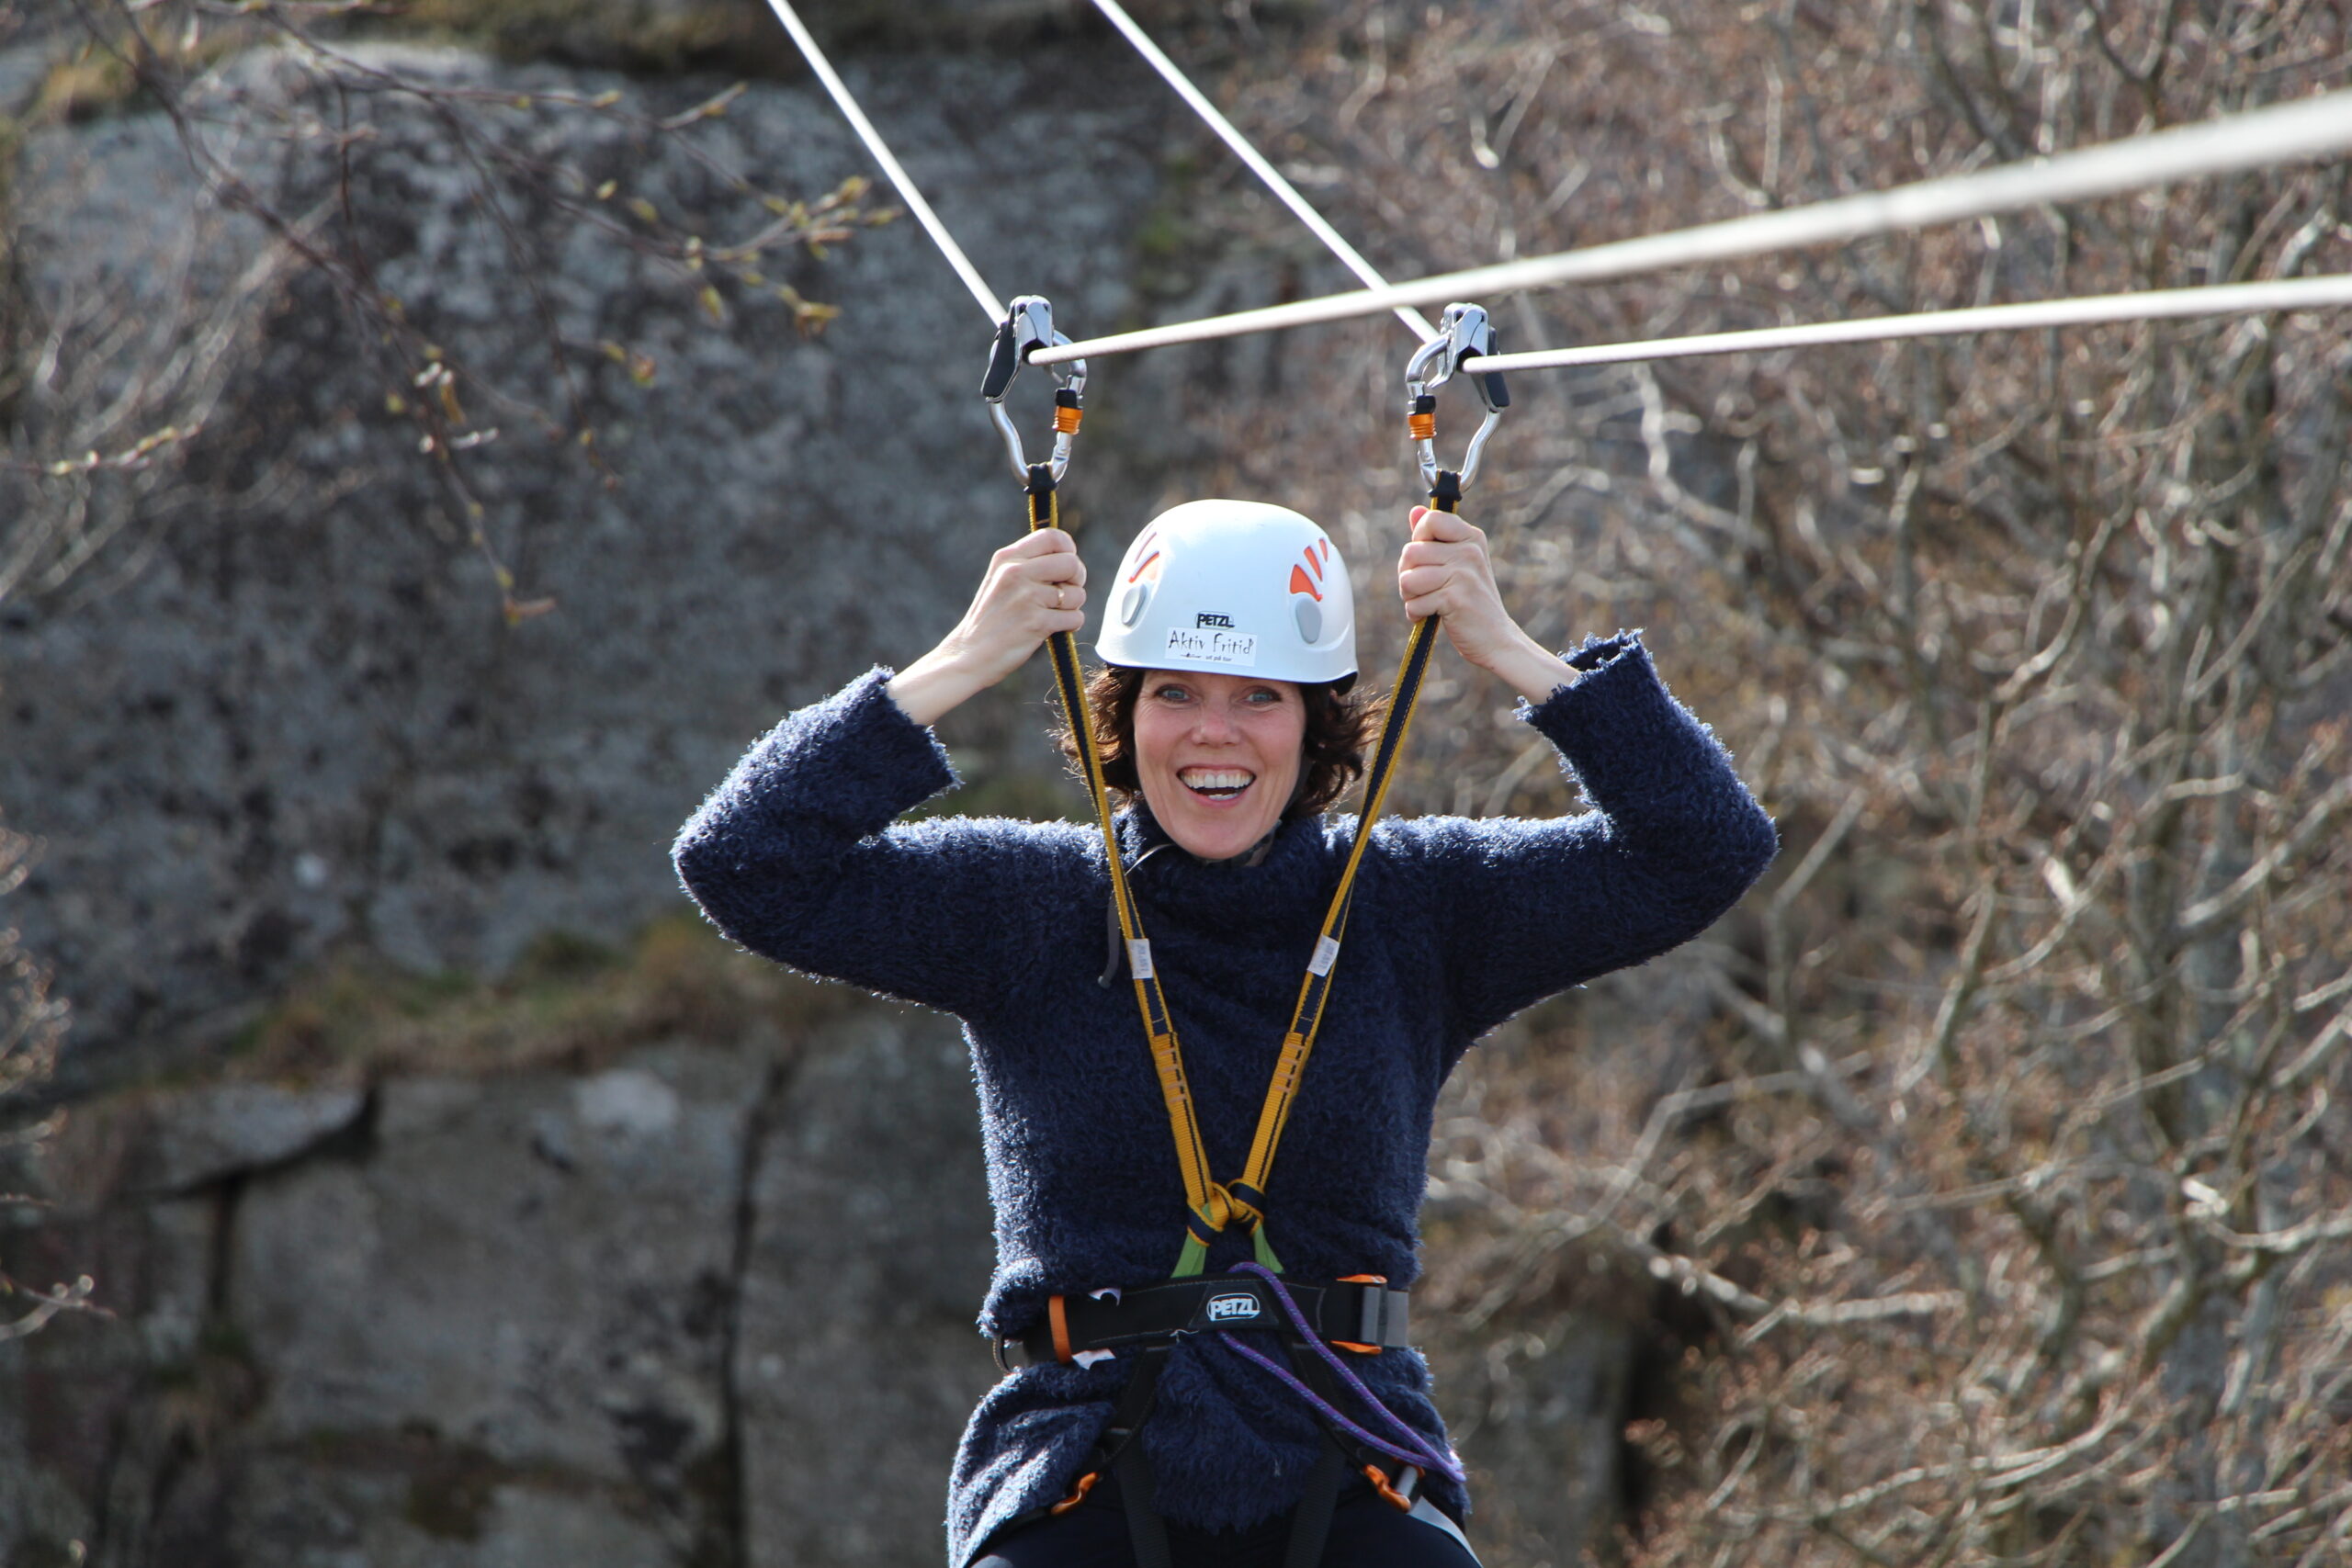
[1404, 302, 1510, 504]
[981, 295, 1089, 486]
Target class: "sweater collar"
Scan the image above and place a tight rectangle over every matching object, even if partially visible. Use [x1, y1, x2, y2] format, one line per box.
[1124, 796, 1283, 866]
[1115, 799, 1331, 919]
[1123, 795, 1319, 865]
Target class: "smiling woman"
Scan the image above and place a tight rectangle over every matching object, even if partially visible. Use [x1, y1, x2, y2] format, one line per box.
[1065, 666, 1383, 857]
[673, 495, 1778, 1567]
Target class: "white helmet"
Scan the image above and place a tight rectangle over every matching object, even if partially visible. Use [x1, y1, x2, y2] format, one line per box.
[1095, 500, 1357, 687]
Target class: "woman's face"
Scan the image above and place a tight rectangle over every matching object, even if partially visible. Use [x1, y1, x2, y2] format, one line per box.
[1132, 670, 1306, 861]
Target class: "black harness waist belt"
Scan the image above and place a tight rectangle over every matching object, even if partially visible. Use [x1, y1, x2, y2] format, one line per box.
[1001, 1276, 1412, 1369]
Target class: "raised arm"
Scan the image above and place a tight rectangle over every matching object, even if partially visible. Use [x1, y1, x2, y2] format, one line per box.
[674, 528, 1092, 1016]
[1383, 504, 1776, 1037]
[673, 671, 1096, 1017]
[886, 526, 1086, 724]
[1395, 635, 1779, 1040]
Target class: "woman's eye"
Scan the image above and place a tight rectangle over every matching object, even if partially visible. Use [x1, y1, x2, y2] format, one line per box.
[1151, 684, 1193, 704]
[1242, 687, 1283, 705]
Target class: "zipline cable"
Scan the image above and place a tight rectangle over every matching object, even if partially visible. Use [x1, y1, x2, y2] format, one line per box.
[1463, 274, 2352, 372]
[1087, 0, 1438, 344]
[759, 0, 1004, 323]
[1030, 88, 2352, 367]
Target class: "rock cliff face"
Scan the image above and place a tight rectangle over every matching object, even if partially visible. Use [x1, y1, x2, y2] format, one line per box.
[4, 981, 1001, 1567]
[3, 38, 1169, 1092]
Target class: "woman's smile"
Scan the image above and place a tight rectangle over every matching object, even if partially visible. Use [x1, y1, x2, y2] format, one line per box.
[1177, 766, 1256, 798]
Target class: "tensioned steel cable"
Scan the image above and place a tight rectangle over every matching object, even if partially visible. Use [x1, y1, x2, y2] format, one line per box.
[1088, 0, 1438, 344]
[1460, 275, 2352, 372]
[759, 0, 1004, 323]
[1030, 88, 2352, 367]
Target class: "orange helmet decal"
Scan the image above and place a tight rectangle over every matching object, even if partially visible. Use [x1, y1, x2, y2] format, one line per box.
[1288, 540, 1328, 601]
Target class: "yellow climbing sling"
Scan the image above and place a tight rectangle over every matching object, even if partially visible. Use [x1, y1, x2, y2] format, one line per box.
[984, 299, 1509, 1278]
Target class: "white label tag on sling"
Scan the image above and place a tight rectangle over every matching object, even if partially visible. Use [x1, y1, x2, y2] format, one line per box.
[1128, 939, 1155, 979]
[1309, 936, 1341, 976]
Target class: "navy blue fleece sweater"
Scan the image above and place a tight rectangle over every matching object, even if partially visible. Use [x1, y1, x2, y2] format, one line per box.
[673, 634, 1776, 1564]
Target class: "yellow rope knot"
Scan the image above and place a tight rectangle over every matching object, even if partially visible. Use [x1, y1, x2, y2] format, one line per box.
[1204, 1180, 1262, 1232]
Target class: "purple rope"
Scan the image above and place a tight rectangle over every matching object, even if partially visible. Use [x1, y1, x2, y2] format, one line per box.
[1214, 1262, 1465, 1483]
[1214, 1334, 1464, 1481]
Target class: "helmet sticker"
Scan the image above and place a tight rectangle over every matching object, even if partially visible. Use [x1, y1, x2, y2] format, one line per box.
[1286, 538, 1330, 601]
[1164, 626, 1257, 666]
[1120, 533, 1167, 628]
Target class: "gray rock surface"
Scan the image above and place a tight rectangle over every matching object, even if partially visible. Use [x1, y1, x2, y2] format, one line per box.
[136, 1082, 368, 1193]
[2, 40, 1173, 1094]
[737, 1004, 995, 1567]
[233, 1045, 762, 1499]
[1, 998, 1012, 1568]
[1444, 1314, 1639, 1565]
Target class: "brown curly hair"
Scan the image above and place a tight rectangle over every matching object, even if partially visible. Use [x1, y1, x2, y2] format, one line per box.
[1057, 665, 1385, 820]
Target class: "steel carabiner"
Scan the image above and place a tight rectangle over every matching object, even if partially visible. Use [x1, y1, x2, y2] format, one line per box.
[981, 295, 1089, 484]
[1404, 302, 1510, 495]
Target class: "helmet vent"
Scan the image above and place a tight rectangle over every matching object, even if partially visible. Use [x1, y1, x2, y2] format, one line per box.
[1293, 597, 1322, 644]
[1120, 582, 1153, 628]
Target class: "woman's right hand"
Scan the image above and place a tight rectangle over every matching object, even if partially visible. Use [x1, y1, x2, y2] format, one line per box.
[887, 529, 1087, 726]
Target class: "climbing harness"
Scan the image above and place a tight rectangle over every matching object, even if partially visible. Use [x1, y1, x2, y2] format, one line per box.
[974, 301, 1503, 1566]
[992, 1272, 1413, 1371]
[981, 297, 1244, 1277]
[1000, 1264, 1473, 1568]
[989, 299, 1511, 1283]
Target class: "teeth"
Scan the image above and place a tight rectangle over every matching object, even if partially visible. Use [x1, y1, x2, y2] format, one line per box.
[1180, 768, 1254, 795]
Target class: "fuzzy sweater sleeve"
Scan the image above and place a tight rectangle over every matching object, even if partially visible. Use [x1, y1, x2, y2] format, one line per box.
[1389, 633, 1779, 1041]
[672, 668, 1078, 1017]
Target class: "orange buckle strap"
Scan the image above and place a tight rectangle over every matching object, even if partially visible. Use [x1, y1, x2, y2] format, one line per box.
[1364, 1462, 1416, 1512]
[1049, 1470, 1099, 1516]
[1048, 1293, 1074, 1364]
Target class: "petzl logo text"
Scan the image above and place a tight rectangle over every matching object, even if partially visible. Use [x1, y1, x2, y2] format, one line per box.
[1195, 612, 1235, 627]
[1205, 1292, 1261, 1324]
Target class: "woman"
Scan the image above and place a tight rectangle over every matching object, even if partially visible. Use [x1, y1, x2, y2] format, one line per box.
[674, 499, 1777, 1567]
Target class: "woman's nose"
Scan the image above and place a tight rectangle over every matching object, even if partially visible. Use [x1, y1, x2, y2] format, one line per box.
[1189, 698, 1238, 739]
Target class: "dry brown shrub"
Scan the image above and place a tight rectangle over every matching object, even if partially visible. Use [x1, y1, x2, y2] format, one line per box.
[1129, 3, 2352, 1562]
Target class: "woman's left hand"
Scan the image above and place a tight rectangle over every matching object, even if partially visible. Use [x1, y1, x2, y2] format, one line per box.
[1397, 506, 1577, 703]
